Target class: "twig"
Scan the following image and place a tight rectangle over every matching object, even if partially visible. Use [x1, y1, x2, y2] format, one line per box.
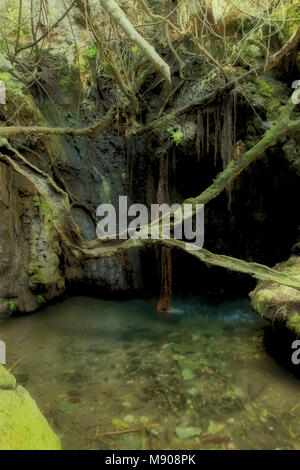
[205, 367, 234, 390]
[8, 354, 26, 373]
[165, 24, 185, 79]
[96, 423, 159, 438]
[138, 0, 186, 28]
[138, 27, 300, 134]
[158, 80, 184, 117]
[13, 0, 23, 59]
[14, 1, 76, 57]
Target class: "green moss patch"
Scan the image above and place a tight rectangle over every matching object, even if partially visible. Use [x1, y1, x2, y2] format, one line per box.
[0, 366, 61, 450]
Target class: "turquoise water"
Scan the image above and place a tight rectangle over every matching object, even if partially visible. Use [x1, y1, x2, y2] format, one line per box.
[1, 296, 300, 450]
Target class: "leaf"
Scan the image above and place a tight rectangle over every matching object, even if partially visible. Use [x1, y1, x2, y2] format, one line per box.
[233, 428, 247, 438]
[112, 418, 129, 429]
[175, 426, 202, 439]
[187, 387, 198, 396]
[124, 414, 134, 423]
[140, 339, 152, 348]
[175, 357, 198, 371]
[172, 343, 196, 354]
[58, 402, 79, 414]
[122, 401, 132, 408]
[182, 369, 195, 381]
[117, 391, 135, 400]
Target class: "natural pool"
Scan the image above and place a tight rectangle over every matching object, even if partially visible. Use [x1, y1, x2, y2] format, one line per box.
[1, 296, 300, 450]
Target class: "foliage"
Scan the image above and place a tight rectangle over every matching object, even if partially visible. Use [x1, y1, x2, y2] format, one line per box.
[83, 45, 97, 59]
[7, 299, 16, 312]
[287, 314, 300, 334]
[0, 0, 298, 119]
[167, 126, 184, 146]
[256, 79, 275, 98]
[272, 1, 300, 42]
[37, 295, 46, 306]
[34, 197, 51, 219]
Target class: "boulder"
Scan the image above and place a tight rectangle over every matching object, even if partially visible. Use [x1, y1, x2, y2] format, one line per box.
[250, 256, 300, 335]
[0, 365, 61, 450]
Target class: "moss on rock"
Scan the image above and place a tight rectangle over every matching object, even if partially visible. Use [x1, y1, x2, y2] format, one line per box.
[250, 256, 300, 335]
[0, 366, 61, 450]
[0, 365, 16, 390]
[287, 313, 300, 336]
[250, 288, 275, 317]
[272, 2, 300, 43]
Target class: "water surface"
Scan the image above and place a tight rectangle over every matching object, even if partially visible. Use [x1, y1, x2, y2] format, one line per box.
[1, 296, 300, 450]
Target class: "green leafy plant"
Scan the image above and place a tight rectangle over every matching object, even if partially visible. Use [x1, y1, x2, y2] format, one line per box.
[8, 299, 15, 311]
[83, 45, 97, 59]
[37, 295, 45, 305]
[167, 126, 184, 146]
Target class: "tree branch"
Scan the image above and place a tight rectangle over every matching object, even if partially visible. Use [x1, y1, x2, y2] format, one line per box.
[0, 107, 115, 138]
[100, 0, 171, 84]
[183, 97, 300, 209]
[75, 0, 140, 115]
[160, 239, 300, 291]
[13, 1, 76, 57]
[138, 27, 300, 134]
[2, 133, 300, 293]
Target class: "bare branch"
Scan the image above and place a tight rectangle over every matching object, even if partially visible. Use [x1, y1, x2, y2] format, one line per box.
[160, 239, 300, 292]
[100, 0, 171, 84]
[13, 1, 76, 57]
[0, 108, 115, 138]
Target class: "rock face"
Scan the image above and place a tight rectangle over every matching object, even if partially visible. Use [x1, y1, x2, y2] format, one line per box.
[0, 12, 299, 319]
[0, 71, 144, 319]
[250, 256, 300, 335]
[0, 161, 65, 318]
[0, 365, 61, 450]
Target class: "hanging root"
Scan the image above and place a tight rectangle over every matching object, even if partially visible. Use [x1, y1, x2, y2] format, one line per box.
[195, 91, 238, 211]
[156, 154, 173, 316]
[156, 247, 173, 315]
[195, 91, 238, 169]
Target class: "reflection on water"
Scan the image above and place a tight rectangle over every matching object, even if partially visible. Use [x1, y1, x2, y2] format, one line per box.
[1, 296, 300, 450]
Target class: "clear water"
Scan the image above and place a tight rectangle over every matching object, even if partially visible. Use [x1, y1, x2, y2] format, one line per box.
[1, 296, 300, 450]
